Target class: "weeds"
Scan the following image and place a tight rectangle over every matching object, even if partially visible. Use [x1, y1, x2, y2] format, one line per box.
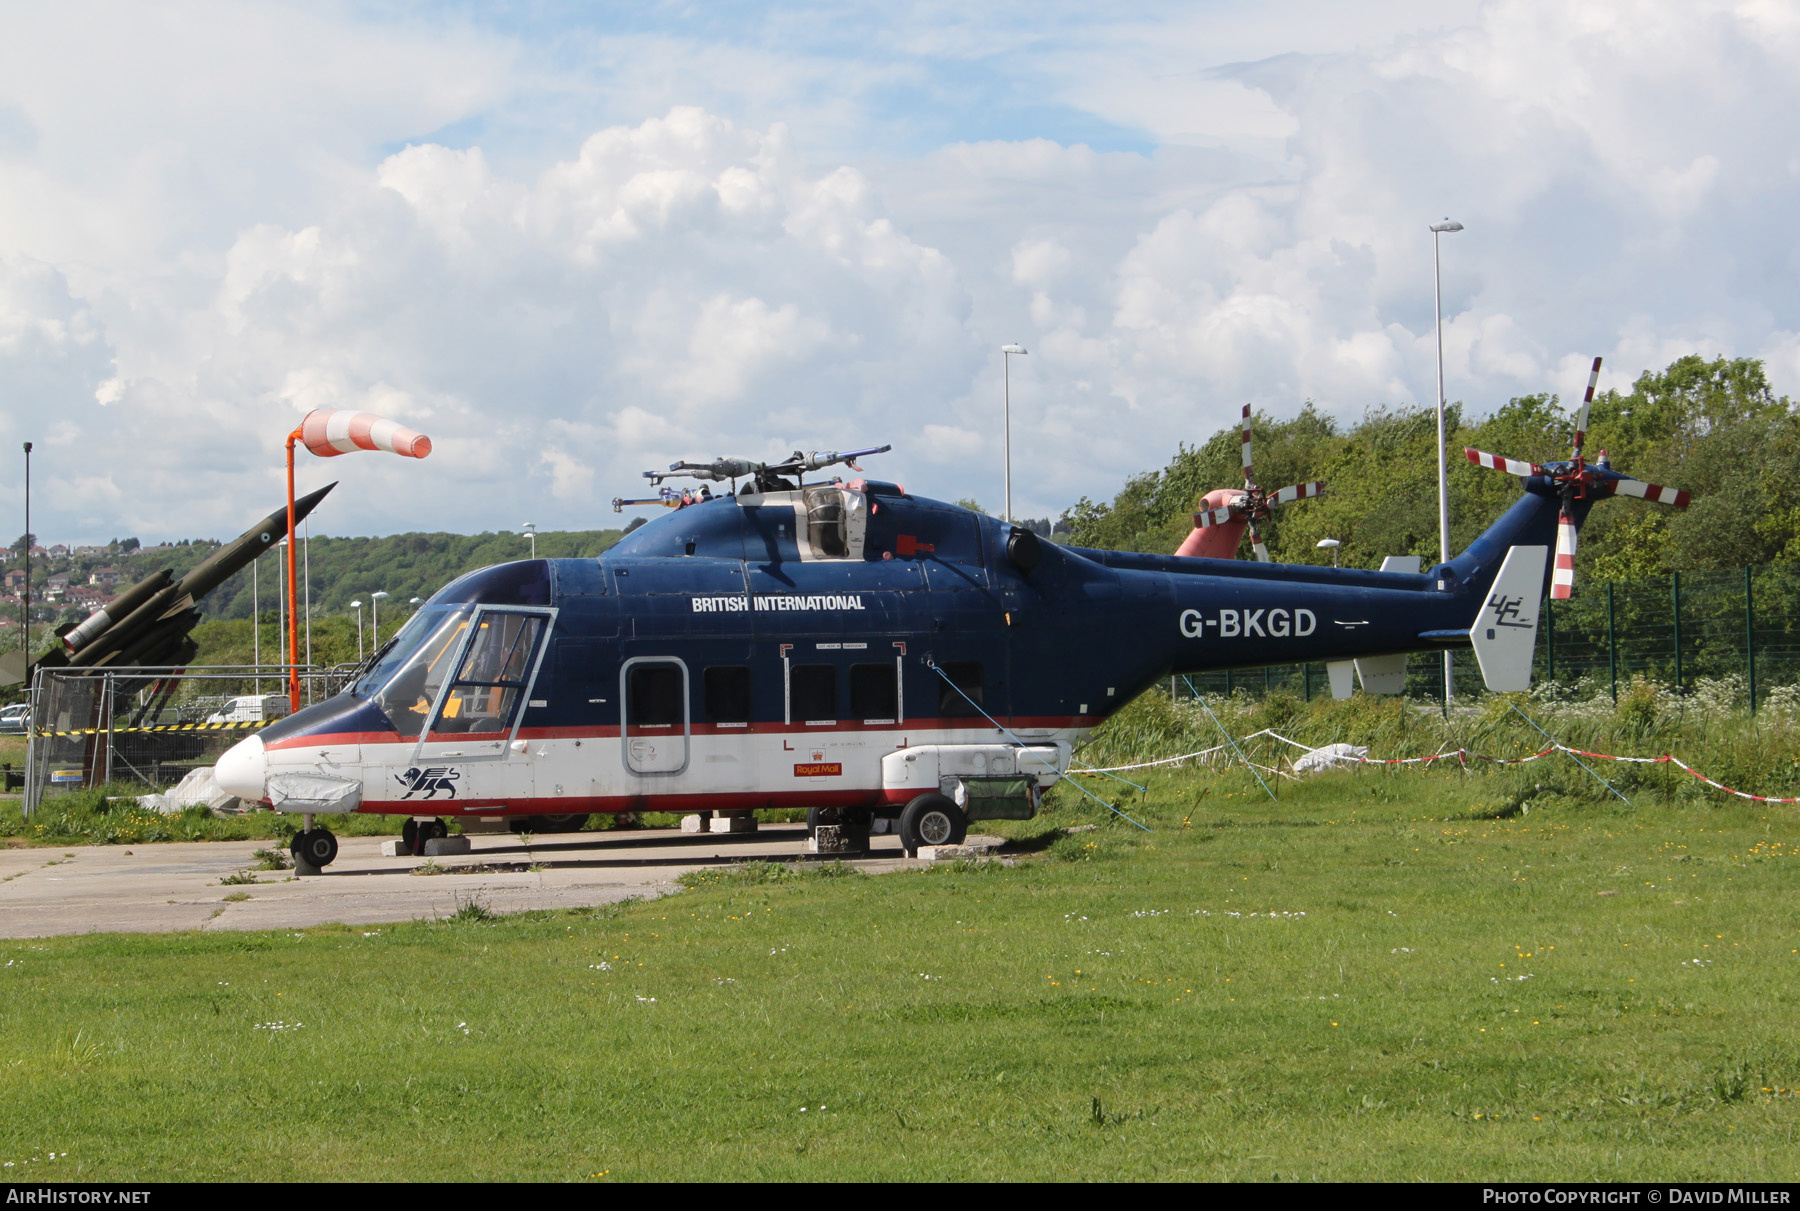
[447, 895, 494, 924]
[48, 1030, 108, 1071]
[218, 871, 259, 886]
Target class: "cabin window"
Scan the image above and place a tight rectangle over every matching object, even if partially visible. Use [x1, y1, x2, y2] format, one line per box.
[627, 662, 686, 726]
[789, 664, 838, 722]
[937, 662, 984, 717]
[429, 612, 547, 738]
[704, 666, 752, 724]
[850, 664, 898, 721]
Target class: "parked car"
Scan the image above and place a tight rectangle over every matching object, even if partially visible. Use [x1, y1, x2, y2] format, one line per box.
[0, 703, 30, 734]
[203, 695, 291, 725]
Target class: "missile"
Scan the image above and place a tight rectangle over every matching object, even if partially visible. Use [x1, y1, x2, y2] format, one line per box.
[58, 569, 174, 656]
[12, 483, 337, 680]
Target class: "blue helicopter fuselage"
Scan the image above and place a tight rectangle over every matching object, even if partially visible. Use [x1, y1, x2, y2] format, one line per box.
[217, 474, 1580, 820]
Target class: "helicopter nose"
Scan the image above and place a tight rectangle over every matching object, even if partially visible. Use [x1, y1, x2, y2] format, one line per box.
[214, 734, 268, 802]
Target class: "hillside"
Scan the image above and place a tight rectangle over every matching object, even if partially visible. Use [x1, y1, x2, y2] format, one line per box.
[12, 527, 626, 630]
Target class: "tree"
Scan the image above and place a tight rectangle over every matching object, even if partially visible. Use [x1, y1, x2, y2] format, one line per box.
[1063, 355, 1800, 580]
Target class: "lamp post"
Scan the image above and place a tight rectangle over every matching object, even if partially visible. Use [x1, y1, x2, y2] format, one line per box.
[370, 590, 389, 649]
[350, 600, 364, 662]
[20, 442, 30, 656]
[1000, 344, 1028, 523]
[523, 522, 537, 559]
[1316, 537, 1341, 568]
[1430, 218, 1464, 707]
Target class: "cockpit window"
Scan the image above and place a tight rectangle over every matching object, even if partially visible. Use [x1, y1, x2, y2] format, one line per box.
[358, 609, 470, 738]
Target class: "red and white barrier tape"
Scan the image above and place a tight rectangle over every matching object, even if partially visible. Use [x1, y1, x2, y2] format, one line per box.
[1081, 729, 1800, 804]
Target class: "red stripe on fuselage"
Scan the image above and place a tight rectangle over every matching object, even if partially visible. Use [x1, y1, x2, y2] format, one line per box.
[263, 715, 1095, 752]
[356, 789, 915, 816]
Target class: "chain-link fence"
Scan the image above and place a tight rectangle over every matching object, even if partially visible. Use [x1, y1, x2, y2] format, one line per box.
[1175, 564, 1798, 709]
[23, 665, 358, 815]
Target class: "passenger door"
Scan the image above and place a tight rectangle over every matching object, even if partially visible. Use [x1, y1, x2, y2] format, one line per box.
[620, 656, 690, 776]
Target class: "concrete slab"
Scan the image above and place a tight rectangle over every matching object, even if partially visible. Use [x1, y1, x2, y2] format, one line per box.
[0, 824, 919, 938]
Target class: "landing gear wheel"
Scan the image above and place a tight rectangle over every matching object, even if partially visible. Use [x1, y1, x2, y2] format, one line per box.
[806, 806, 841, 838]
[290, 828, 339, 869]
[404, 818, 447, 854]
[898, 794, 965, 857]
[535, 813, 591, 834]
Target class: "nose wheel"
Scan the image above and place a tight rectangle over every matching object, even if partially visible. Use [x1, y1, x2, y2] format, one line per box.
[290, 827, 339, 871]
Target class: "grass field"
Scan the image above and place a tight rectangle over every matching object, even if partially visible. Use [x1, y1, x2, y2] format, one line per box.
[3, 723, 1799, 1182]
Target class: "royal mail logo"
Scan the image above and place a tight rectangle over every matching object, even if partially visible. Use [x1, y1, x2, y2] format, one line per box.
[793, 762, 843, 777]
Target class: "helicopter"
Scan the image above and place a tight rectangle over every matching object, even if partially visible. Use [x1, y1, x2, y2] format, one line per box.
[213, 368, 1691, 869]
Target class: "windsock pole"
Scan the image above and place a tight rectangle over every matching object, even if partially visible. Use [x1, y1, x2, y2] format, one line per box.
[286, 425, 304, 713]
[282, 408, 433, 712]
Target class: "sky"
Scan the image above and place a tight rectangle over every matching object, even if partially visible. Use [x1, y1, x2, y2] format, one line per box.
[2, 0, 1797, 544]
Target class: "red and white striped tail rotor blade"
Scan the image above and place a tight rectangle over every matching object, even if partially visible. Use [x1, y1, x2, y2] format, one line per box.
[1240, 403, 1255, 486]
[1270, 481, 1326, 506]
[1550, 509, 1578, 600]
[1570, 355, 1602, 462]
[1247, 521, 1271, 563]
[1193, 505, 1238, 528]
[1464, 448, 1542, 477]
[1609, 477, 1692, 508]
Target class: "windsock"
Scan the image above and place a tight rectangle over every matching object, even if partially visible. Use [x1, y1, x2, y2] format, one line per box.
[299, 409, 432, 460]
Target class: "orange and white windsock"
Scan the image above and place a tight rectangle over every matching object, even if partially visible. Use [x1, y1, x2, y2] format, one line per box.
[299, 409, 432, 460]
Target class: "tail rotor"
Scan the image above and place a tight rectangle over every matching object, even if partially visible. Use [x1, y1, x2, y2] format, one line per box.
[1463, 355, 1692, 598]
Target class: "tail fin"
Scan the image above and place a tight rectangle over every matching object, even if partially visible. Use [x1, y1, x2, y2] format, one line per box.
[1468, 545, 1547, 692]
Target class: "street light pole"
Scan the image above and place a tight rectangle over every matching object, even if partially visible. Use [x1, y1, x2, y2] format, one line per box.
[523, 522, 537, 559]
[371, 590, 389, 649]
[351, 600, 364, 662]
[1000, 345, 1027, 523]
[20, 442, 30, 656]
[1430, 218, 1464, 708]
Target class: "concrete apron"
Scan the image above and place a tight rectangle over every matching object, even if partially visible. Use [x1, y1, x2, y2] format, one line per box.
[0, 824, 925, 939]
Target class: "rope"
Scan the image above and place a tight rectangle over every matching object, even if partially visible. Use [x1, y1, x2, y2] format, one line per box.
[925, 660, 1152, 832]
[1183, 676, 1279, 803]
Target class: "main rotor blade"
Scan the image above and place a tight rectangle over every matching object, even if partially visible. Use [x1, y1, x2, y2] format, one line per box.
[1465, 448, 1542, 477]
[1240, 403, 1256, 488]
[1571, 355, 1602, 462]
[1270, 481, 1325, 506]
[1194, 505, 1238, 528]
[1247, 520, 1271, 562]
[1551, 507, 1577, 600]
[1609, 477, 1692, 508]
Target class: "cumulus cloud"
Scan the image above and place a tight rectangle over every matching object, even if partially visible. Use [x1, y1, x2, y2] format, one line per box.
[0, 0, 1794, 543]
